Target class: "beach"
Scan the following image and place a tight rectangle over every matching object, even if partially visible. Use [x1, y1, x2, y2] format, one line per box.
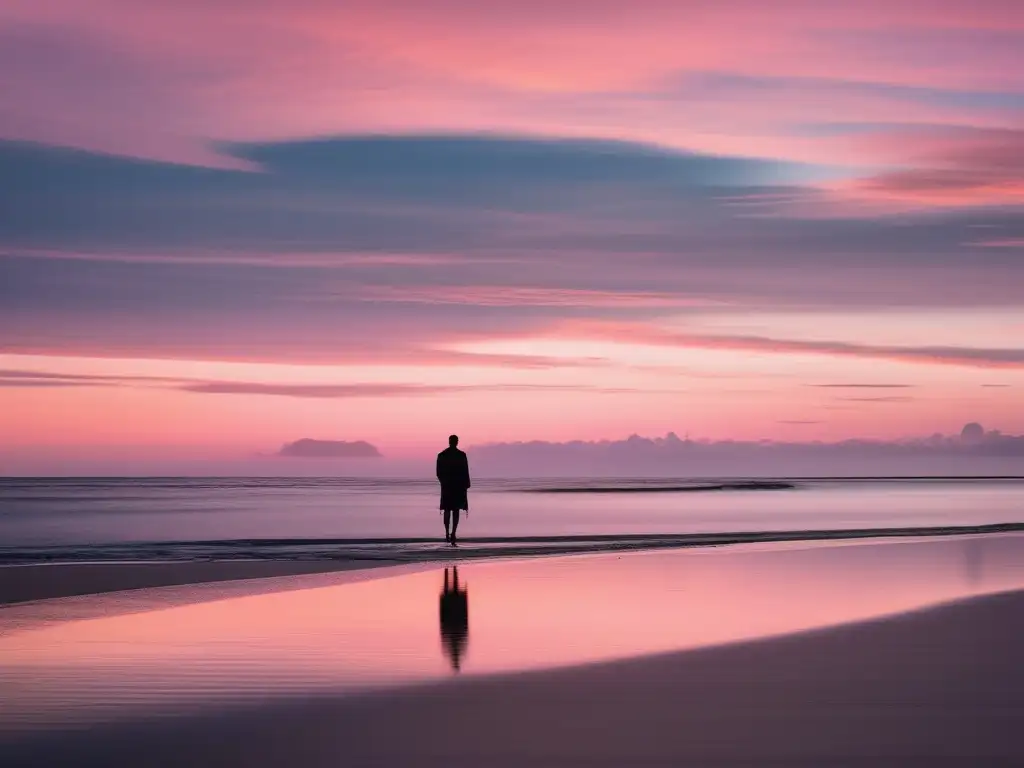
[0, 559, 397, 606]
[7, 0, 1022, 761]
[2, 583, 1021, 766]
[1, 531, 1023, 766]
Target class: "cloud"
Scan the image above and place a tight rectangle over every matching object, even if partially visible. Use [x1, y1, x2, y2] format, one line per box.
[1, 135, 1022, 365]
[3, 1, 1023, 166]
[185, 382, 451, 398]
[350, 284, 723, 309]
[0, 368, 645, 398]
[474, 423, 1024, 475]
[277, 439, 382, 458]
[0, 370, 107, 388]
[0, 369, 180, 387]
[0, 135, 806, 253]
[810, 383, 916, 389]
[554, 321, 1024, 370]
[695, 336, 1024, 370]
[231, 134, 798, 188]
[0, 380, 90, 388]
[181, 381, 638, 398]
[0, 22, 237, 166]
[5, 135, 1020, 273]
[973, 238, 1024, 248]
[849, 127, 1024, 206]
[652, 72, 1024, 148]
[178, 381, 648, 398]
[835, 396, 916, 403]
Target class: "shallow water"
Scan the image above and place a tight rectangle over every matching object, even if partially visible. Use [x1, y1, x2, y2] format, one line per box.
[1, 533, 1022, 734]
[0, 477, 1021, 558]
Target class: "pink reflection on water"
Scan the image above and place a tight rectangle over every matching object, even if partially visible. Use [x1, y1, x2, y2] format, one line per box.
[0, 534, 1022, 731]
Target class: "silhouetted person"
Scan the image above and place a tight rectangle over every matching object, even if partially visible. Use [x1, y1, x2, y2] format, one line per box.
[439, 567, 469, 671]
[436, 434, 470, 546]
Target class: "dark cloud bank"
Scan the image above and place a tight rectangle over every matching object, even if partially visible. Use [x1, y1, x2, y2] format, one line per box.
[472, 424, 1024, 477]
[2, 134, 1023, 364]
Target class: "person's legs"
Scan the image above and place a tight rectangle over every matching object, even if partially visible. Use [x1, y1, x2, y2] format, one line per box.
[450, 509, 461, 545]
[443, 509, 452, 541]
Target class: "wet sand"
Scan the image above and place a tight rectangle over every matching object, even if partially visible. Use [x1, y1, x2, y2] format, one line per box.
[0, 560, 398, 606]
[2, 588, 1021, 766]
[3, 520, 1022, 606]
[2, 533, 1021, 766]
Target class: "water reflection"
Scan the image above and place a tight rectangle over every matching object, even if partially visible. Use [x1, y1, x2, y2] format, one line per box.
[963, 537, 985, 587]
[439, 567, 469, 671]
[1, 534, 1023, 733]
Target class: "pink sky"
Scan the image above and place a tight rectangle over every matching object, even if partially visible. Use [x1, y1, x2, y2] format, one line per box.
[0, 1, 1022, 471]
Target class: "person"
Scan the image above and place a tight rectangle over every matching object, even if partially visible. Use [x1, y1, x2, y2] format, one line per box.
[436, 434, 470, 545]
[438, 566, 469, 671]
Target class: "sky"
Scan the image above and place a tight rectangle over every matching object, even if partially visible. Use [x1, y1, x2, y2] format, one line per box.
[1, 0, 1022, 474]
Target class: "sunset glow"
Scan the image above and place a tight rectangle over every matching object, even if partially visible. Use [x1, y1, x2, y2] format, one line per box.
[1, 1, 1022, 473]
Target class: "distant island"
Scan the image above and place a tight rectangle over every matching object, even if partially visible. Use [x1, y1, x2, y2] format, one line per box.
[277, 439, 382, 458]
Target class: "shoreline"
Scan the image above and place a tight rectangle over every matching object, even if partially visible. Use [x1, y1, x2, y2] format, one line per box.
[2, 521, 1021, 605]
[4, 521, 1021, 562]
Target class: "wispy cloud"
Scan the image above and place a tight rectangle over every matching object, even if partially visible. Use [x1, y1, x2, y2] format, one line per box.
[3, 1, 1022, 165]
[350, 284, 725, 309]
[849, 127, 1024, 207]
[555, 321, 1024, 370]
[810, 383, 916, 389]
[972, 238, 1024, 248]
[0, 369, 647, 399]
[1, 3, 1022, 459]
[0, 369, 179, 387]
[182, 382, 456, 398]
[835, 395, 916, 403]
[179, 381, 652, 398]
[3, 135, 1022, 367]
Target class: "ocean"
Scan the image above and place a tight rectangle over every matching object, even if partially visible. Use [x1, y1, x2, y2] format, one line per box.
[1, 476, 1021, 563]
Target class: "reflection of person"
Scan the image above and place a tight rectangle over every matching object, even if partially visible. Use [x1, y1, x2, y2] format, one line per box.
[439, 567, 469, 672]
[436, 434, 471, 546]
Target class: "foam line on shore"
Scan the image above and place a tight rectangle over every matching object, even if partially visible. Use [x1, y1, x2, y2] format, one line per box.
[2, 521, 1020, 566]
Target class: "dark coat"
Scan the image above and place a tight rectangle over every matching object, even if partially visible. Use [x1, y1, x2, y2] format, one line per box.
[436, 446, 471, 511]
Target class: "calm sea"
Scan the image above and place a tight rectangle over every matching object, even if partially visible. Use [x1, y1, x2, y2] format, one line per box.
[0, 476, 1021, 563]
